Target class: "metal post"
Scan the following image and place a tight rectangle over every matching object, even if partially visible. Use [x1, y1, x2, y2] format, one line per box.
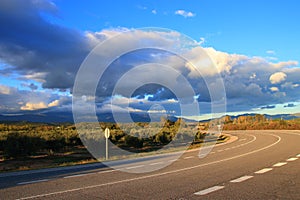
[104, 128, 110, 160]
[106, 137, 108, 160]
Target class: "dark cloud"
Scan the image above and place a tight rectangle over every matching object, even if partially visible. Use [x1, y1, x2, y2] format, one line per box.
[0, 0, 92, 89]
[21, 83, 38, 90]
[261, 105, 276, 109]
[284, 103, 295, 108]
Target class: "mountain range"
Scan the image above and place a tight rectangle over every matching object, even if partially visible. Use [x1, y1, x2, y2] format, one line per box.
[0, 111, 299, 124]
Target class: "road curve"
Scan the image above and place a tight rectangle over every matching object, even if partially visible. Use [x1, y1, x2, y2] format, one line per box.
[1, 130, 300, 200]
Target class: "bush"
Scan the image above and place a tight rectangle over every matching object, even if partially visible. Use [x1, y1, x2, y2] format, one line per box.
[4, 132, 44, 158]
[124, 135, 143, 148]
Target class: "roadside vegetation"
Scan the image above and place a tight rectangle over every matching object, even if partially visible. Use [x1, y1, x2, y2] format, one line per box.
[222, 114, 300, 130]
[1, 114, 298, 172]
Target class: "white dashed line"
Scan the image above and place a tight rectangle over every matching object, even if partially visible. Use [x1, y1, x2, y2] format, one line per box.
[125, 165, 145, 169]
[273, 162, 287, 167]
[217, 150, 223, 152]
[18, 179, 49, 185]
[194, 186, 225, 195]
[230, 175, 253, 183]
[149, 162, 164, 166]
[98, 169, 116, 174]
[18, 133, 281, 200]
[255, 168, 273, 174]
[184, 156, 195, 159]
[286, 157, 298, 162]
[64, 174, 87, 179]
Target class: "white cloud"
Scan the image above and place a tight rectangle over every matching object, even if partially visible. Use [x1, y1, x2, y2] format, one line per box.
[21, 102, 48, 111]
[273, 61, 298, 68]
[175, 10, 196, 18]
[48, 99, 60, 107]
[269, 72, 287, 84]
[270, 87, 279, 92]
[266, 50, 276, 55]
[151, 9, 157, 14]
[0, 85, 12, 94]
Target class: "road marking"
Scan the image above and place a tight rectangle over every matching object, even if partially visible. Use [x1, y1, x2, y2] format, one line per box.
[225, 148, 231, 150]
[217, 150, 223, 152]
[184, 156, 195, 159]
[297, 154, 300, 157]
[210, 152, 215, 154]
[64, 169, 116, 179]
[168, 159, 178, 162]
[149, 162, 164, 166]
[194, 186, 225, 195]
[98, 169, 116, 174]
[125, 165, 145, 169]
[19, 133, 282, 200]
[230, 175, 253, 183]
[18, 179, 49, 185]
[286, 157, 298, 162]
[255, 168, 273, 174]
[64, 174, 87, 179]
[273, 162, 287, 167]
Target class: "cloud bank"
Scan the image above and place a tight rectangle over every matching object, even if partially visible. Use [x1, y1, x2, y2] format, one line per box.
[0, 0, 300, 117]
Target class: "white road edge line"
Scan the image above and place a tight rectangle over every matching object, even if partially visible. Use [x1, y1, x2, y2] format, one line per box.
[194, 186, 225, 195]
[20, 133, 284, 200]
[286, 157, 298, 162]
[64, 174, 87, 179]
[98, 169, 116, 174]
[184, 156, 195, 159]
[255, 168, 273, 174]
[230, 175, 253, 183]
[18, 179, 49, 185]
[149, 162, 164, 166]
[273, 162, 287, 167]
[125, 165, 145, 170]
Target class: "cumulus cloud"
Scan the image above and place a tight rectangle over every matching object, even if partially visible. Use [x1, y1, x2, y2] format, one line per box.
[0, 84, 71, 112]
[48, 99, 60, 107]
[21, 102, 48, 110]
[1, 0, 300, 116]
[175, 10, 196, 18]
[0, 0, 93, 90]
[269, 72, 287, 84]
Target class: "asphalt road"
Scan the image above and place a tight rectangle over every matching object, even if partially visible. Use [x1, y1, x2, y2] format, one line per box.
[1, 130, 299, 199]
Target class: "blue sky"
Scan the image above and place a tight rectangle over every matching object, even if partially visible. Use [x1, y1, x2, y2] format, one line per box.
[53, 0, 300, 61]
[0, 0, 300, 120]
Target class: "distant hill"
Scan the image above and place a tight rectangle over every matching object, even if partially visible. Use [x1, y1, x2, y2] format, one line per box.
[0, 111, 180, 123]
[0, 111, 299, 124]
[230, 113, 300, 121]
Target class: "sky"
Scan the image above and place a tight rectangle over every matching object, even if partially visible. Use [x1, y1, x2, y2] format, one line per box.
[0, 0, 300, 121]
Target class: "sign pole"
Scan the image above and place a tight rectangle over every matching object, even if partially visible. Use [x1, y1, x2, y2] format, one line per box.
[106, 137, 108, 160]
[104, 128, 110, 160]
